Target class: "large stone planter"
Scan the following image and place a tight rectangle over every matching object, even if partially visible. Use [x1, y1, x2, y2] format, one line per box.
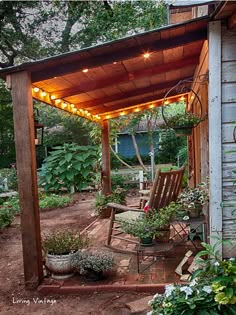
[46, 253, 74, 279]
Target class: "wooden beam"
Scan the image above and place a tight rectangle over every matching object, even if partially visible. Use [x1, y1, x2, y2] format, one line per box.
[101, 120, 111, 195]
[32, 29, 206, 82]
[54, 55, 199, 99]
[228, 11, 236, 29]
[11, 71, 43, 289]
[208, 21, 222, 256]
[90, 79, 191, 115]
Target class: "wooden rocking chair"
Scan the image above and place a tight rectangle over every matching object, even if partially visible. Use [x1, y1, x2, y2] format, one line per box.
[106, 165, 185, 253]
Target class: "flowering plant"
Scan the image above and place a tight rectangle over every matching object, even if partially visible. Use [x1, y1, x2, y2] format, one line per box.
[71, 250, 115, 275]
[148, 239, 236, 315]
[177, 180, 209, 210]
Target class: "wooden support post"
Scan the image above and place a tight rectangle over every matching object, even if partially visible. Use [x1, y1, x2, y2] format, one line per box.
[11, 71, 43, 289]
[208, 21, 222, 256]
[101, 120, 111, 195]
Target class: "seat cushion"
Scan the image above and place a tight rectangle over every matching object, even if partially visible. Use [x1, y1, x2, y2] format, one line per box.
[115, 211, 141, 223]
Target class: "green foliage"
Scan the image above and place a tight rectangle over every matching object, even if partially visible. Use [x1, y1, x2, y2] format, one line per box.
[149, 239, 236, 315]
[39, 143, 98, 193]
[167, 112, 204, 128]
[157, 129, 187, 164]
[0, 206, 15, 228]
[38, 192, 72, 210]
[71, 250, 115, 275]
[0, 82, 15, 168]
[178, 180, 209, 210]
[42, 229, 89, 255]
[94, 187, 126, 216]
[120, 202, 179, 239]
[0, 192, 73, 229]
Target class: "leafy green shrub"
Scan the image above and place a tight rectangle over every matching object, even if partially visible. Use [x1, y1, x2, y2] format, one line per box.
[38, 192, 72, 210]
[39, 143, 98, 193]
[0, 206, 15, 228]
[42, 229, 89, 255]
[0, 193, 73, 229]
[71, 250, 115, 275]
[148, 239, 236, 315]
[94, 187, 126, 216]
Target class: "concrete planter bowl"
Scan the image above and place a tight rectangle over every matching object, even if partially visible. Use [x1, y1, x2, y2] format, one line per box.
[46, 253, 75, 280]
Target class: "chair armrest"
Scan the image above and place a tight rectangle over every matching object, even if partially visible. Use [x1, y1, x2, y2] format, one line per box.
[107, 202, 143, 212]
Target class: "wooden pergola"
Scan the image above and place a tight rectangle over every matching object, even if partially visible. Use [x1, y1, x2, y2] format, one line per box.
[0, 17, 209, 289]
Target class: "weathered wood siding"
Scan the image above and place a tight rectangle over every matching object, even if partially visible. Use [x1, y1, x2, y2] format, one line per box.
[221, 25, 236, 258]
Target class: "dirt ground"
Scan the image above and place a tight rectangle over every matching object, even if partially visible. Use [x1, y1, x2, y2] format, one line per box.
[0, 192, 150, 315]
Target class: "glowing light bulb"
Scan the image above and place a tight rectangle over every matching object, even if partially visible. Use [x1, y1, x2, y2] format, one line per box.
[120, 112, 125, 116]
[55, 99, 61, 105]
[33, 87, 39, 93]
[50, 95, 56, 100]
[149, 104, 154, 109]
[143, 52, 150, 59]
[62, 102, 67, 109]
[70, 104, 74, 108]
[82, 68, 88, 73]
[41, 91, 47, 97]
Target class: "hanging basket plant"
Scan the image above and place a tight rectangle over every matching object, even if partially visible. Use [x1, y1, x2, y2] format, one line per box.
[161, 81, 206, 136]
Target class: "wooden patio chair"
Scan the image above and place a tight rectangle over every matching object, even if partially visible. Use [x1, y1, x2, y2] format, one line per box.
[106, 165, 185, 253]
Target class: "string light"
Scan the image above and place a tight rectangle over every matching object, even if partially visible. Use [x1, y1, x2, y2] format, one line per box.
[82, 69, 88, 73]
[143, 52, 150, 59]
[41, 91, 47, 97]
[50, 95, 56, 100]
[33, 87, 39, 93]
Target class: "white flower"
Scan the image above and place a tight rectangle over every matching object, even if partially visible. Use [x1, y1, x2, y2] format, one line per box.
[147, 311, 153, 315]
[180, 286, 193, 299]
[183, 215, 189, 220]
[214, 261, 220, 266]
[190, 279, 198, 286]
[202, 286, 212, 294]
[165, 284, 175, 297]
[153, 293, 161, 299]
[229, 258, 235, 262]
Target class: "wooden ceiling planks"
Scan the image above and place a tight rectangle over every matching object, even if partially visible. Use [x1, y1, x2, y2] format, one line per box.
[0, 17, 209, 121]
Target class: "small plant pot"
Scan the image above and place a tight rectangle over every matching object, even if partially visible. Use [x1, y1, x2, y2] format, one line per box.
[155, 226, 170, 243]
[46, 253, 74, 280]
[140, 236, 153, 246]
[188, 204, 202, 218]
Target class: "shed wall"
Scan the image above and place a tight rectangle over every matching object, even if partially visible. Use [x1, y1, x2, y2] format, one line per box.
[221, 25, 236, 258]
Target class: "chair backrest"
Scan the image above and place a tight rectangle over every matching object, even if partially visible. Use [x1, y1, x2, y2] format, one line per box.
[148, 165, 185, 210]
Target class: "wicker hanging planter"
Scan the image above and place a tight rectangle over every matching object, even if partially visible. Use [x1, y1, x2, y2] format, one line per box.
[161, 81, 205, 136]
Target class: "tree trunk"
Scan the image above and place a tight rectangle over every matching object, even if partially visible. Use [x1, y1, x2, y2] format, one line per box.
[131, 134, 148, 171]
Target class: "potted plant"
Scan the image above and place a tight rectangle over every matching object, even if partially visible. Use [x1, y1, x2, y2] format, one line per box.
[120, 203, 179, 245]
[42, 229, 89, 279]
[71, 250, 115, 281]
[165, 112, 205, 136]
[94, 186, 126, 218]
[177, 180, 209, 218]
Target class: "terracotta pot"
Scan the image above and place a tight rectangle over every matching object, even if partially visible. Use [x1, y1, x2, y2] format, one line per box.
[46, 253, 74, 279]
[155, 225, 170, 243]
